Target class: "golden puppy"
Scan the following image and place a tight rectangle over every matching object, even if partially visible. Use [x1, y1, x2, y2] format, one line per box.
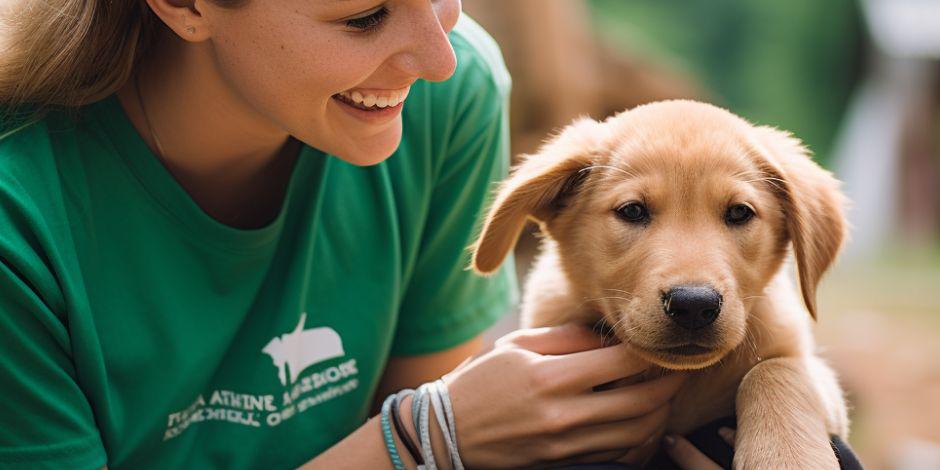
[472, 100, 849, 469]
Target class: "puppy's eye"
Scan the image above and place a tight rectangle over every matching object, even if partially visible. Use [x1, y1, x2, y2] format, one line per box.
[725, 204, 755, 225]
[615, 202, 650, 224]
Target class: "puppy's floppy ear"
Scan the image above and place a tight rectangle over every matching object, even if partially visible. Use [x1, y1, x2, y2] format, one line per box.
[750, 126, 848, 319]
[472, 117, 608, 274]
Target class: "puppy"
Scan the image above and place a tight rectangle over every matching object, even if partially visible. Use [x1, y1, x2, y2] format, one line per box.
[472, 100, 849, 469]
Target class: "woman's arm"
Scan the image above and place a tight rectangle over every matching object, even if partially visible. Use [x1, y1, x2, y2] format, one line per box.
[298, 413, 401, 470]
[371, 335, 484, 413]
[302, 336, 485, 470]
[301, 326, 688, 469]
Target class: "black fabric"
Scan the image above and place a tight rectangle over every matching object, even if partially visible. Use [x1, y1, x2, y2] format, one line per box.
[557, 416, 864, 469]
[831, 435, 864, 470]
[645, 416, 737, 470]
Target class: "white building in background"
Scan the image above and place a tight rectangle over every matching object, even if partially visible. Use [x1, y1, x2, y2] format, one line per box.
[832, 0, 940, 258]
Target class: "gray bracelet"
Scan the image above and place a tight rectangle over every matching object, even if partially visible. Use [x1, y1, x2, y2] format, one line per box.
[434, 380, 464, 470]
[428, 384, 455, 468]
[412, 384, 437, 470]
[429, 380, 464, 470]
[409, 380, 464, 470]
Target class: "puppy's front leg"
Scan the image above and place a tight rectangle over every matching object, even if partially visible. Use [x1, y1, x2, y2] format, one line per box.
[734, 357, 840, 470]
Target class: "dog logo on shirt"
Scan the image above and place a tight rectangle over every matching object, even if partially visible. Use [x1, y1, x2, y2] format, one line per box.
[262, 313, 345, 386]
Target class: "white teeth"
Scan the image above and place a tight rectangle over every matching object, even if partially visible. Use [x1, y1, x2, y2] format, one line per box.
[339, 87, 410, 109]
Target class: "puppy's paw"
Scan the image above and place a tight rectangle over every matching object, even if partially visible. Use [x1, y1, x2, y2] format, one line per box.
[732, 433, 839, 470]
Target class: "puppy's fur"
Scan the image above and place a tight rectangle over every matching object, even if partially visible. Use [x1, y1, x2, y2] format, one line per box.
[472, 101, 849, 469]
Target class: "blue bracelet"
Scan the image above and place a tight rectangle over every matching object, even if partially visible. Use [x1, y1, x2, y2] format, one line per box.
[381, 393, 406, 470]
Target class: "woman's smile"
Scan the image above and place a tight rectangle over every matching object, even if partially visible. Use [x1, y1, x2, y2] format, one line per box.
[331, 85, 411, 124]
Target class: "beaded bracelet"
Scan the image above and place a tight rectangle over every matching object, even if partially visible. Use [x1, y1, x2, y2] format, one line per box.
[381, 393, 406, 470]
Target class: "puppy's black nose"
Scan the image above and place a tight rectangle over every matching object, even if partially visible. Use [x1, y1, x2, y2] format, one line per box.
[663, 286, 722, 330]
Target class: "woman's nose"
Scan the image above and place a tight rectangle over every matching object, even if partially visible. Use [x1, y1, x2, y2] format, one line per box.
[393, 3, 458, 82]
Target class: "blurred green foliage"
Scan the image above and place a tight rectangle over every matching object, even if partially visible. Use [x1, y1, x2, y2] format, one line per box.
[588, 0, 865, 166]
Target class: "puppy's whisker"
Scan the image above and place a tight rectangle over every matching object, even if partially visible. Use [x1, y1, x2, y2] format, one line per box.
[580, 165, 638, 179]
[605, 320, 629, 345]
[580, 296, 632, 308]
[731, 169, 765, 177]
[732, 170, 775, 178]
[601, 288, 635, 296]
[743, 177, 786, 185]
[592, 318, 620, 346]
[614, 321, 638, 337]
[740, 315, 768, 362]
[750, 336, 762, 362]
[741, 334, 757, 362]
[742, 177, 786, 192]
[746, 311, 770, 329]
[618, 322, 643, 340]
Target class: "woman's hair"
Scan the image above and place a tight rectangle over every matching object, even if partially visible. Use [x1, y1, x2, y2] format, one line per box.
[0, 0, 244, 116]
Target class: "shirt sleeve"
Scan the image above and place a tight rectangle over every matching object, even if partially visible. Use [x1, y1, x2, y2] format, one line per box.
[0, 202, 107, 469]
[391, 19, 519, 356]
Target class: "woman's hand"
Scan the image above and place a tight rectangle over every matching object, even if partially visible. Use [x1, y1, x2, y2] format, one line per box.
[443, 324, 687, 468]
[664, 427, 736, 470]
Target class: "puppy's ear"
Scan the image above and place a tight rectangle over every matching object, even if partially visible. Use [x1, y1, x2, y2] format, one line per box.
[751, 126, 848, 319]
[472, 118, 607, 274]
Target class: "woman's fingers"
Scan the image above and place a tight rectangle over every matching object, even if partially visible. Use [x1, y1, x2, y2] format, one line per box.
[495, 324, 652, 390]
[546, 344, 651, 389]
[540, 447, 632, 468]
[663, 434, 723, 470]
[571, 372, 687, 423]
[541, 404, 670, 461]
[718, 427, 736, 447]
[495, 324, 609, 355]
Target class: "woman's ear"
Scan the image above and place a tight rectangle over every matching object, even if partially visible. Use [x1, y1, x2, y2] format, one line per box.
[145, 0, 211, 41]
[750, 126, 848, 319]
[472, 117, 608, 275]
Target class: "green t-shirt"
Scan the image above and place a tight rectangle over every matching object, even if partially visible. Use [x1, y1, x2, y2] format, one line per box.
[0, 16, 517, 470]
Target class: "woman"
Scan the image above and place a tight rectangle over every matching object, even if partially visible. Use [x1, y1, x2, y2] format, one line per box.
[0, 0, 694, 468]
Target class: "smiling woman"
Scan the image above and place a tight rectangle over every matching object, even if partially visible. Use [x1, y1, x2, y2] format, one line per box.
[0, 0, 726, 469]
[0, 0, 514, 467]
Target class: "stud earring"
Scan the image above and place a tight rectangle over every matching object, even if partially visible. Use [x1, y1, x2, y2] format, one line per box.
[185, 25, 196, 34]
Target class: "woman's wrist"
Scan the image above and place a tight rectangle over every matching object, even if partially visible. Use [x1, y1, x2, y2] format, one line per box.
[395, 393, 419, 468]
[299, 415, 393, 470]
[398, 392, 455, 470]
[299, 389, 447, 470]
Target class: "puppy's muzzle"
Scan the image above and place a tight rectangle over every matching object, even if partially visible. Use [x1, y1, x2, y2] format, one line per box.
[662, 285, 722, 330]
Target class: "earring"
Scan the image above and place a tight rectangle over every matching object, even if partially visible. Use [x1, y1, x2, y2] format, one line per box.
[185, 25, 196, 34]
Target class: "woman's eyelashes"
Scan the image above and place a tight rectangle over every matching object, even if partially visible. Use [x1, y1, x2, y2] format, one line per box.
[345, 6, 390, 33]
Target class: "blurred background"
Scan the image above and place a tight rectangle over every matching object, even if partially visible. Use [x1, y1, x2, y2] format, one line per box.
[465, 1, 940, 468]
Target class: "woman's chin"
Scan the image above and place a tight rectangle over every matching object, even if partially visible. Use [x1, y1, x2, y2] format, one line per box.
[338, 148, 396, 167]
[332, 126, 403, 166]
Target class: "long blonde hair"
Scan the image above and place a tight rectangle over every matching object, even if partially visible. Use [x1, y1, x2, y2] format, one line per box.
[0, 0, 241, 118]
